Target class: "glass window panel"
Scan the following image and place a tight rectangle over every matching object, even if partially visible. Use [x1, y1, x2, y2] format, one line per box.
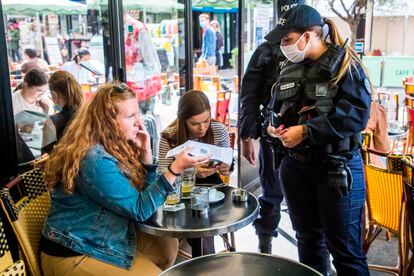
[2, 0, 110, 164]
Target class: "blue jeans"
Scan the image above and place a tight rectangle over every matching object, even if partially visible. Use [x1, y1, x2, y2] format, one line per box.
[279, 150, 369, 276]
[253, 139, 284, 237]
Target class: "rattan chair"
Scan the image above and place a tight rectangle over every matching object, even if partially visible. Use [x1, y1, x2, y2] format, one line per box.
[402, 156, 414, 276]
[0, 218, 25, 276]
[362, 147, 406, 275]
[0, 167, 51, 276]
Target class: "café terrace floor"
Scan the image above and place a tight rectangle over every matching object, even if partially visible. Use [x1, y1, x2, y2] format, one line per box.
[177, 186, 398, 276]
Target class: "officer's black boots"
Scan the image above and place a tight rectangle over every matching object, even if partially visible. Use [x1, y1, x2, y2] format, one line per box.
[258, 234, 273, 254]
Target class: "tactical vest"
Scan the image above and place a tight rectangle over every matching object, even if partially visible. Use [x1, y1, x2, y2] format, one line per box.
[268, 48, 359, 155]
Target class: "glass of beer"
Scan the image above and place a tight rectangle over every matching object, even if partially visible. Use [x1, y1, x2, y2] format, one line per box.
[181, 167, 196, 198]
[157, 168, 181, 205]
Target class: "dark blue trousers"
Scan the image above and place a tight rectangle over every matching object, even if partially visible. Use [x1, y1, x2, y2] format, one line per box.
[279, 151, 370, 276]
[253, 139, 284, 237]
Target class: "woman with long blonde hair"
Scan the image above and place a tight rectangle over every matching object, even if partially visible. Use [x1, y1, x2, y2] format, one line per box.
[265, 5, 371, 275]
[40, 83, 209, 275]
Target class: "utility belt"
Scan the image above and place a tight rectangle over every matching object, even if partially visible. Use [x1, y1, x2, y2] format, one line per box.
[287, 147, 357, 197]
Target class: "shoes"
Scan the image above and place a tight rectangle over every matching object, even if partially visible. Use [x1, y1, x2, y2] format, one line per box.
[258, 234, 273, 254]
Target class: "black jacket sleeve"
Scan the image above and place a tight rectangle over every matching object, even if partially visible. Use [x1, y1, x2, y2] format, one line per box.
[239, 43, 274, 139]
[306, 63, 371, 146]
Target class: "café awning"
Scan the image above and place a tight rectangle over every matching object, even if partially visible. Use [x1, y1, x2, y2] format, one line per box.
[2, 0, 88, 15]
[87, 0, 184, 13]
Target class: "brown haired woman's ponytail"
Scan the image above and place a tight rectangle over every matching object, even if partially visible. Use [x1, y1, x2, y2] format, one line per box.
[66, 74, 83, 110]
[49, 70, 83, 111]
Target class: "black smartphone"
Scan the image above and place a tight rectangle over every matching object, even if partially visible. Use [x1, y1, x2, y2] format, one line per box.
[270, 111, 278, 127]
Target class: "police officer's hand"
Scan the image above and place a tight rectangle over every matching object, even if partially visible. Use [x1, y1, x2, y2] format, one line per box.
[242, 139, 256, 166]
[279, 125, 304, 148]
[267, 125, 287, 139]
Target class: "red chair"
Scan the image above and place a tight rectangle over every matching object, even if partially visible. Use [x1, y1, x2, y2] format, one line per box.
[215, 90, 231, 126]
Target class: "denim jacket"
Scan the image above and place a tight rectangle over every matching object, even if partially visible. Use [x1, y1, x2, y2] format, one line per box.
[42, 144, 173, 269]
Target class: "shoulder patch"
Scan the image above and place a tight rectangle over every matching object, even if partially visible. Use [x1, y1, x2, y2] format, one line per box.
[364, 78, 371, 94]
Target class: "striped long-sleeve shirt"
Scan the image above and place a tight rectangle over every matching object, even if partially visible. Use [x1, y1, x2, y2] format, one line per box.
[158, 120, 230, 169]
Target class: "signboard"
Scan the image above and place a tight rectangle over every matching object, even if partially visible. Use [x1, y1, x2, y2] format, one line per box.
[355, 41, 364, 54]
[382, 56, 414, 87]
[362, 56, 382, 87]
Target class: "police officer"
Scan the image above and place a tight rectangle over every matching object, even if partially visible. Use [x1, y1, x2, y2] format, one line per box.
[240, 0, 304, 254]
[266, 5, 371, 275]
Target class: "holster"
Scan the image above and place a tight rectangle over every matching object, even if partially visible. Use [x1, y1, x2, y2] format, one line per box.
[323, 154, 353, 197]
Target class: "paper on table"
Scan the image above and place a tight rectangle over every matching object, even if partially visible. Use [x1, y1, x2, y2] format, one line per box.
[15, 110, 48, 125]
[166, 140, 233, 165]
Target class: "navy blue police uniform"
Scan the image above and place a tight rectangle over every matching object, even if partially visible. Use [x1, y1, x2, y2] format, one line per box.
[239, 0, 305, 252]
[265, 5, 371, 275]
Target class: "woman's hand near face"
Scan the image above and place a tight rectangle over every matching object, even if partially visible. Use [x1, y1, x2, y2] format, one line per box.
[134, 119, 152, 164]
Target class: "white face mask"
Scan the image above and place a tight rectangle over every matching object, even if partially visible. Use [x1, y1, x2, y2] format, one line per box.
[280, 33, 309, 63]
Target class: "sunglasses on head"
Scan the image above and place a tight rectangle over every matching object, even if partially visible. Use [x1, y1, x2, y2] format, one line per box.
[110, 82, 131, 94]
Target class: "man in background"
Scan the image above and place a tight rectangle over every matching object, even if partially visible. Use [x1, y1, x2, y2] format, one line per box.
[198, 14, 216, 66]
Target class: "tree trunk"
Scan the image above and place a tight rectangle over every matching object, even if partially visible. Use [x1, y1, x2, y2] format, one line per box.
[349, 23, 358, 49]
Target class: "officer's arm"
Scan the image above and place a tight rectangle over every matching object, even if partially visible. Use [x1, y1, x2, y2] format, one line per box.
[239, 44, 272, 139]
[305, 65, 371, 146]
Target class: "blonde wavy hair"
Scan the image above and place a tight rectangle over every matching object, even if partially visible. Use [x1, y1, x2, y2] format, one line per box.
[45, 83, 146, 193]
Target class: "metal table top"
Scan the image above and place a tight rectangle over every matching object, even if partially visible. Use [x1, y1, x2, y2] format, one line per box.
[160, 252, 323, 276]
[136, 186, 259, 239]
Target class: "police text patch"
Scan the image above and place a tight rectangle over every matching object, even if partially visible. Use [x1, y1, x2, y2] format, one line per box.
[280, 82, 295, 91]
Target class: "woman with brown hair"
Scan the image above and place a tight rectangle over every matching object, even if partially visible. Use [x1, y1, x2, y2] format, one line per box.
[40, 83, 209, 275]
[41, 70, 83, 153]
[158, 90, 233, 255]
[12, 68, 52, 116]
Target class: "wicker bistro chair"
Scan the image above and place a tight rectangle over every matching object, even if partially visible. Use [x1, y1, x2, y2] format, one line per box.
[402, 156, 414, 276]
[0, 218, 25, 276]
[362, 147, 407, 275]
[0, 168, 51, 276]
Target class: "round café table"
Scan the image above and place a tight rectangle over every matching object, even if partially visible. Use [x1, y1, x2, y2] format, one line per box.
[160, 252, 323, 276]
[137, 186, 259, 257]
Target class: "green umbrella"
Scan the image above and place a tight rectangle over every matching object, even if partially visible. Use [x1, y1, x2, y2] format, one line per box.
[87, 0, 184, 13]
[2, 0, 87, 15]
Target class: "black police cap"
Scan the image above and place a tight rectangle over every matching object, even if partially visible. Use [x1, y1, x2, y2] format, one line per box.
[277, 0, 305, 15]
[265, 5, 324, 43]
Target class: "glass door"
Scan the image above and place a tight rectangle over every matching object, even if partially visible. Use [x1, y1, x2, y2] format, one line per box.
[121, 0, 186, 127]
[1, 0, 110, 167]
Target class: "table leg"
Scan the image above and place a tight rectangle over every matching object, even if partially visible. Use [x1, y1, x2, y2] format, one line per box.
[191, 238, 203, 257]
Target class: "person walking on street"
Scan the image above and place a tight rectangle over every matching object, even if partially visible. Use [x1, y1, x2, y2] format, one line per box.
[199, 14, 217, 66]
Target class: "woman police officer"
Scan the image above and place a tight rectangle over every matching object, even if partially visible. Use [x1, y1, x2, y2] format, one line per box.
[266, 5, 371, 275]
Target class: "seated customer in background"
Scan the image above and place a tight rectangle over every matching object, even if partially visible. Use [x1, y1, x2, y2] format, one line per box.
[365, 101, 389, 153]
[158, 90, 233, 255]
[40, 83, 209, 276]
[12, 68, 53, 116]
[42, 70, 83, 154]
[21, 47, 50, 74]
[62, 47, 95, 84]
